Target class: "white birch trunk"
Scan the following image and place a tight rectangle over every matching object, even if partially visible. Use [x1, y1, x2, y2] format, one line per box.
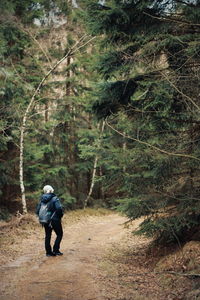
[19, 122, 27, 214]
[84, 121, 105, 209]
[84, 156, 98, 209]
[123, 134, 127, 173]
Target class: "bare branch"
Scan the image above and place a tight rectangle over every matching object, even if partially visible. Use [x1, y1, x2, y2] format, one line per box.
[119, 271, 200, 278]
[20, 27, 53, 69]
[143, 11, 200, 27]
[160, 71, 200, 112]
[105, 119, 200, 162]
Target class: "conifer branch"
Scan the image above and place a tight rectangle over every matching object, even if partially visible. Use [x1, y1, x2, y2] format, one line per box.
[143, 11, 200, 27]
[14, 18, 53, 70]
[160, 72, 200, 111]
[10, 59, 32, 87]
[105, 120, 200, 162]
[126, 105, 200, 125]
[20, 27, 53, 69]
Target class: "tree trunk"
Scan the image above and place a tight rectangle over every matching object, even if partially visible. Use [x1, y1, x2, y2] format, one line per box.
[84, 155, 98, 209]
[84, 121, 105, 209]
[45, 102, 49, 122]
[19, 122, 27, 214]
[99, 166, 104, 200]
[123, 134, 127, 173]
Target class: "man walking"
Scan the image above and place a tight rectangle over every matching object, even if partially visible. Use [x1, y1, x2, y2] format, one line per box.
[36, 185, 64, 257]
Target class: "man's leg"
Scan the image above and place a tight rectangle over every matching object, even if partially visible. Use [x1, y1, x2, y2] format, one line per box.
[52, 220, 63, 253]
[44, 224, 53, 255]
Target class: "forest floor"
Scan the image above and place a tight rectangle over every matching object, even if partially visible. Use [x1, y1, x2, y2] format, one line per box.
[0, 209, 200, 300]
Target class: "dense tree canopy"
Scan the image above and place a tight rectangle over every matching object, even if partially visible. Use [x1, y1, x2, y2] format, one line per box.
[1, 0, 200, 245]
[83, 0, 200, 243]
[0, 0, 99, 213]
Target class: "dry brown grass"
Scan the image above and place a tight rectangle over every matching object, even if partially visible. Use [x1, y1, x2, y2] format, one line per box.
[155, 241, 200, 274]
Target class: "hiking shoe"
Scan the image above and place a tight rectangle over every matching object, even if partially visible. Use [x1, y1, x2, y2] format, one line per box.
[53, 251, 63, 256]
[46, 252, 56, 257]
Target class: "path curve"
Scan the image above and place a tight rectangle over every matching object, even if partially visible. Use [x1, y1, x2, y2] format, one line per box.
[0, 214, 129, 300]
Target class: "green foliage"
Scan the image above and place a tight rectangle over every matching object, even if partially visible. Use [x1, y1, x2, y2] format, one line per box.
[182, 3, 200, 23]
[0, 23, 30, 59]
[1, 0, 200, 242]
[93, 79, 137, 118]
[83, 0, 200, 244]
[0, 207, 12, 221]
[0, 0, 72, 210]
[96, 43, 141, 80]
[61, 192, 77, 210]
[0, 0, 70, 23]
[136, 213, 200, 244]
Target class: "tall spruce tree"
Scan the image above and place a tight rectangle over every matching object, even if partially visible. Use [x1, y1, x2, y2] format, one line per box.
[83, 0, 200, 243]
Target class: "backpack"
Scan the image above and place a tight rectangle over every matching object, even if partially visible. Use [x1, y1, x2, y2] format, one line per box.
[38, 199, 55, 225]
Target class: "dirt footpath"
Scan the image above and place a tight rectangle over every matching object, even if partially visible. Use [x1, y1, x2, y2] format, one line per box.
[0, 211, 195, 300]
[0, 213, 131, 300]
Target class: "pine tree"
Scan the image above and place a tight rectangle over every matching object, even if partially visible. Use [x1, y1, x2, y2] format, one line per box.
[83, 0, 200, 243]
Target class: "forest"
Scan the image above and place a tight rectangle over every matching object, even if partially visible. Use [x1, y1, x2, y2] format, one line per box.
[1, 0, 200, 244]
[1, 1, 200, 299]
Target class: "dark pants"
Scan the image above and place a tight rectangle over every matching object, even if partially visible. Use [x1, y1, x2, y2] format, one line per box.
[44, 220, 63, 254]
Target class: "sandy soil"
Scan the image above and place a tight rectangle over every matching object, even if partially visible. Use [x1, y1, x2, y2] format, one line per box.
[0, 213, 130, 300]
[0, 211, 197, 300]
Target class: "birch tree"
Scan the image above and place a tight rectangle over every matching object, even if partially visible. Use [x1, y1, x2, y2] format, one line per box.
[84, 120, 105, 208]
[19, 35, 95, 213]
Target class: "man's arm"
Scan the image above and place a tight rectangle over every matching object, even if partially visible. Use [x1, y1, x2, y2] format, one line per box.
[36, 202, 41, 216]
[54, 199, 63, 218]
